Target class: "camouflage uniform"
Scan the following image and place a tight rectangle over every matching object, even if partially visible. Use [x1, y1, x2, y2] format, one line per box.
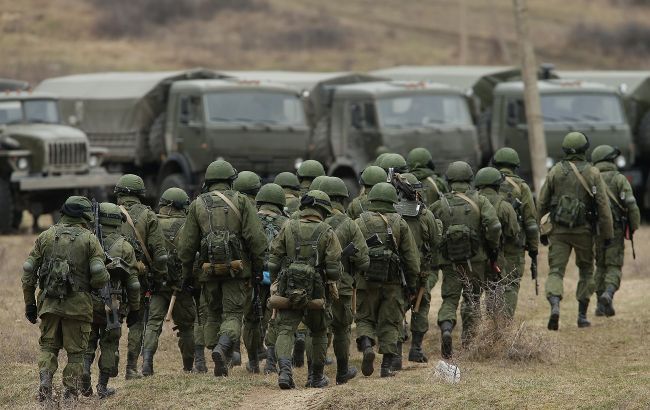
[347, 166, 387, 220]
[538, 132, 613, 330]
[591, 145, 640, 317]
[22, 197, 109, 401]
[355, 183, 420, 378]
[275, 172, 301, 215]
[407, 147, 449, 206]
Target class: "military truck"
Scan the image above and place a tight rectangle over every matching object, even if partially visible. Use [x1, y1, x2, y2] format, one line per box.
[0, 91, 119, 232]
[36, 69, 311, 200]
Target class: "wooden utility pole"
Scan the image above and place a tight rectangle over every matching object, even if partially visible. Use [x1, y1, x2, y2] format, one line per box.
[513, 0, 547, 194]
[459, 0, 468, 64]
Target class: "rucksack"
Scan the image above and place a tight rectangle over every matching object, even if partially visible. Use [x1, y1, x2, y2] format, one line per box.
[360, 212, 401, 283]
[500, 176, 526, 247]
[161, 217, 185, 285]
[552, 195, 587, 228]
[440, 191, 481, 263]
[40, 226, 86, 299]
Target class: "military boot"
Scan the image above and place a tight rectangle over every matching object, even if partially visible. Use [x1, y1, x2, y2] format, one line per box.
[594, 292, 606, 317]
[62, 387, 79, 402]
[310, 363, 329, 388]
[380, 354, 396, 378]
[193, 345, 208, 373]
[212, 335, 234, 377]
[304, 361, 314, 387]
[408, 331, 428, 363]
[440, 321, 453, 360]
[96, 372, 116, 399]
[81, 355, 93, 397]
[264, 346, 278, 375]
[335, 355, 357, 385]
[141, 349, 154, 376]
[230, 342, 242, 367]
[547, 296, 561, 331]
[246, 350, 260, 374]
[599, 286, 616, 317]
[358, 336, 375, 377]
[577, 300, 591, 328]
[277, 358, 295, 390]
[125, 352, 142, 380]
[293, 332, 306, 368]
[183, 356, 194, 373]
[392, 341, 403, 371]
[37, 370, 53, 403]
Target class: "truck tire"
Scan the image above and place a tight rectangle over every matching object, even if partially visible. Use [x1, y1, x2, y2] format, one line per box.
[637, 111, 650, 157]
[148, 113, 167, 161]
[0, 178, 15, 233]
[159, 173, 190, 200]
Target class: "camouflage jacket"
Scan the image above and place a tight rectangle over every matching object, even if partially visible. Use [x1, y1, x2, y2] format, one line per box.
[346, 192, 371, 220]
[402, 204, 443, 273]
[157, 207, 187, 290]
[479, 187, 521, 258]
[499, 167, 539, 253]
[595, 161, 641, 234]
[284, 190, 300, 215]
[410, 167, 448, 206]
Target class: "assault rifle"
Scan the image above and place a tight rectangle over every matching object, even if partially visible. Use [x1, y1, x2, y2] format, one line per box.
[531, 254, 539, 296]
[92, 199, 121, 332]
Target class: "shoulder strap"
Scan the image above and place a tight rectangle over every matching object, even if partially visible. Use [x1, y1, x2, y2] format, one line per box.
[504, 176, 522, 196]
[567, 161, 594, 198]
[119, 205, 153, 266]
[214, 191, 242, 222]
[377, 212, 398, 250]
[454, 192, 480, 214]
[605, 185, 625, 211]
[425, 176, 442, 196]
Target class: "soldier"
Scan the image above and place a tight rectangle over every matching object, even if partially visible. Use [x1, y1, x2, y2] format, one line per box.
[83, 202, 140, 399]
[347, 166, 388, 220]
[177, 160, 266, 377]
[474, 167, 520, 319]
[396, 173, 442, 365]
[268, 190, 342, 389]
[274, 172, 301, 214]
[255, 183, 290, 374]
[141, 188, 196, 375]
[538, 132, 613, 330]
[492, 147, 539, 317]
[113, 174, 168, 379]
[320, 177, 370, 384]
[378, 153, 409, 174]
[296, 160, 326, 196]
[406, 147, 448, 206]
[355, 183, 420, 378]
[590, 145, 640, 317]
[430, 161, 501, 359]
[22, 196, 109, 402]
[234, 171, 262, 205]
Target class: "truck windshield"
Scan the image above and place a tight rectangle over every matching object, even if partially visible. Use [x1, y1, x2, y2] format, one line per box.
[376, 94, 472, 128]
[205, 91, 306, 126]
[540, 93, 624, 124]
[0, 101, 23, 124]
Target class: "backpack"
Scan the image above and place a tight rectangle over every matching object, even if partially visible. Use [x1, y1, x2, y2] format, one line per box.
[161, 217, 185, 286]
[279, 219, 329, 308]
[552, 195, 587, 228]
[360, 212, 401, 283]
[500, 176, 526, 247]
[198, 192, 244, 278]
[40, 225, 86, 299]
[440, 191, 481, 263]
[325, 213, 351, 273]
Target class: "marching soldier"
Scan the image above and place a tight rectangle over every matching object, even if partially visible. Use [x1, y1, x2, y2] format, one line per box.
[347, 166, 388, 220]
[406, 147, 448, 206]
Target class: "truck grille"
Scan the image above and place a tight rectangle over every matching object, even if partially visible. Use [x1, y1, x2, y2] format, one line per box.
[47, 141, 88, 172]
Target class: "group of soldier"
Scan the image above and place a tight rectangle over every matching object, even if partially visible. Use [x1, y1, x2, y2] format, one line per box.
[21, 130, 639, 402]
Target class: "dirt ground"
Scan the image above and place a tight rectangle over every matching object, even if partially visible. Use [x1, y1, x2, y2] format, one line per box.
[1, 226, 649, 409]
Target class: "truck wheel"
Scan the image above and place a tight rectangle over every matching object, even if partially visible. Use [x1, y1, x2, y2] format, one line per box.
[160, 173, 189, 199]
[148, 113, 167, 160]
[0, 178, 15, 233]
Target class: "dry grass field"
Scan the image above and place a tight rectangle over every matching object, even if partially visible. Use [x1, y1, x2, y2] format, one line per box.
[1, 221, 649, 409]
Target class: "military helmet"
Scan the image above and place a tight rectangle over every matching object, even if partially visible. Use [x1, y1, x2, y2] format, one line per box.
[374, 152, 391, 167]
[256, 183, 286, 208]
[233, 171, 262, 195]
[407, 147, 435, 170]
[99, 202, 125, 226]
[446, 161, 474, 183]
[309, 175, 329, 191]
[296, 160, 325, 179]
[320, 176, 349, 199]
[368, 182, 399, 204]
[379, 153, 408, 172]
[274, 172, 300, 190]
[360, 166, 388, 187]
[61, 195, 93, 222]
[475, 167, 504, 188]
[300, 190, 332, 214]
[205, 160, 237, 182]
[159, 187, 190, 210]
[591, 144, 621, 164]
[562, 131, 590, 154]
[114, 174, 145, 196]
[493, 147, 521, 167]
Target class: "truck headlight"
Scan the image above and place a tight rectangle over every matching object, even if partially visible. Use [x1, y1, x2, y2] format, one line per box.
[615, 155, 626, 169]
[294, 158, 303, 171]
[17, 157, 29, 170]
[89, 155, 99, 168]
[545, 157, 554, 170]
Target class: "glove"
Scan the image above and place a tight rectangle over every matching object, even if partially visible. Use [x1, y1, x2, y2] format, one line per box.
[261, 271, 271, 286]
[528, 250, 538, 260]
[488, 248, 499, 264]
[540, 235, 549, 247]
[126, 310, 140, 327]
[25, 304, 38, 324]
[417, 272, 429, 288]
[253, 270, 264, 285]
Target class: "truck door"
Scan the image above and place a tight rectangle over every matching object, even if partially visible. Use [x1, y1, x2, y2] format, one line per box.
[345, 100, 380, 164]
[176, 94, 212, 173]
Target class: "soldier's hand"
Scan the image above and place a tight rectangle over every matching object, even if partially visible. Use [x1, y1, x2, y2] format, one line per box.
[126, 310, 140, 327]
[25, 304, 37, 324]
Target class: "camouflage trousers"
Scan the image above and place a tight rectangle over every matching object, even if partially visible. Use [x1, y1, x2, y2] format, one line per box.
[143, 288, 196, 360]
[545, 232, 595, 302]
[275, 308, 328, 367]
[594, 230, 626, 293]
[194, 291, 208, 347]
[355, 283, 405, 356]
[242, 284, 270, 360]
[502, 249, 525, 318]
[86, 322, 121, 376]
[202, 279, 248, 348]
[39, 313, 91, 389]
[126, 291, 147, 359]
[410, 270, 439, 335]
